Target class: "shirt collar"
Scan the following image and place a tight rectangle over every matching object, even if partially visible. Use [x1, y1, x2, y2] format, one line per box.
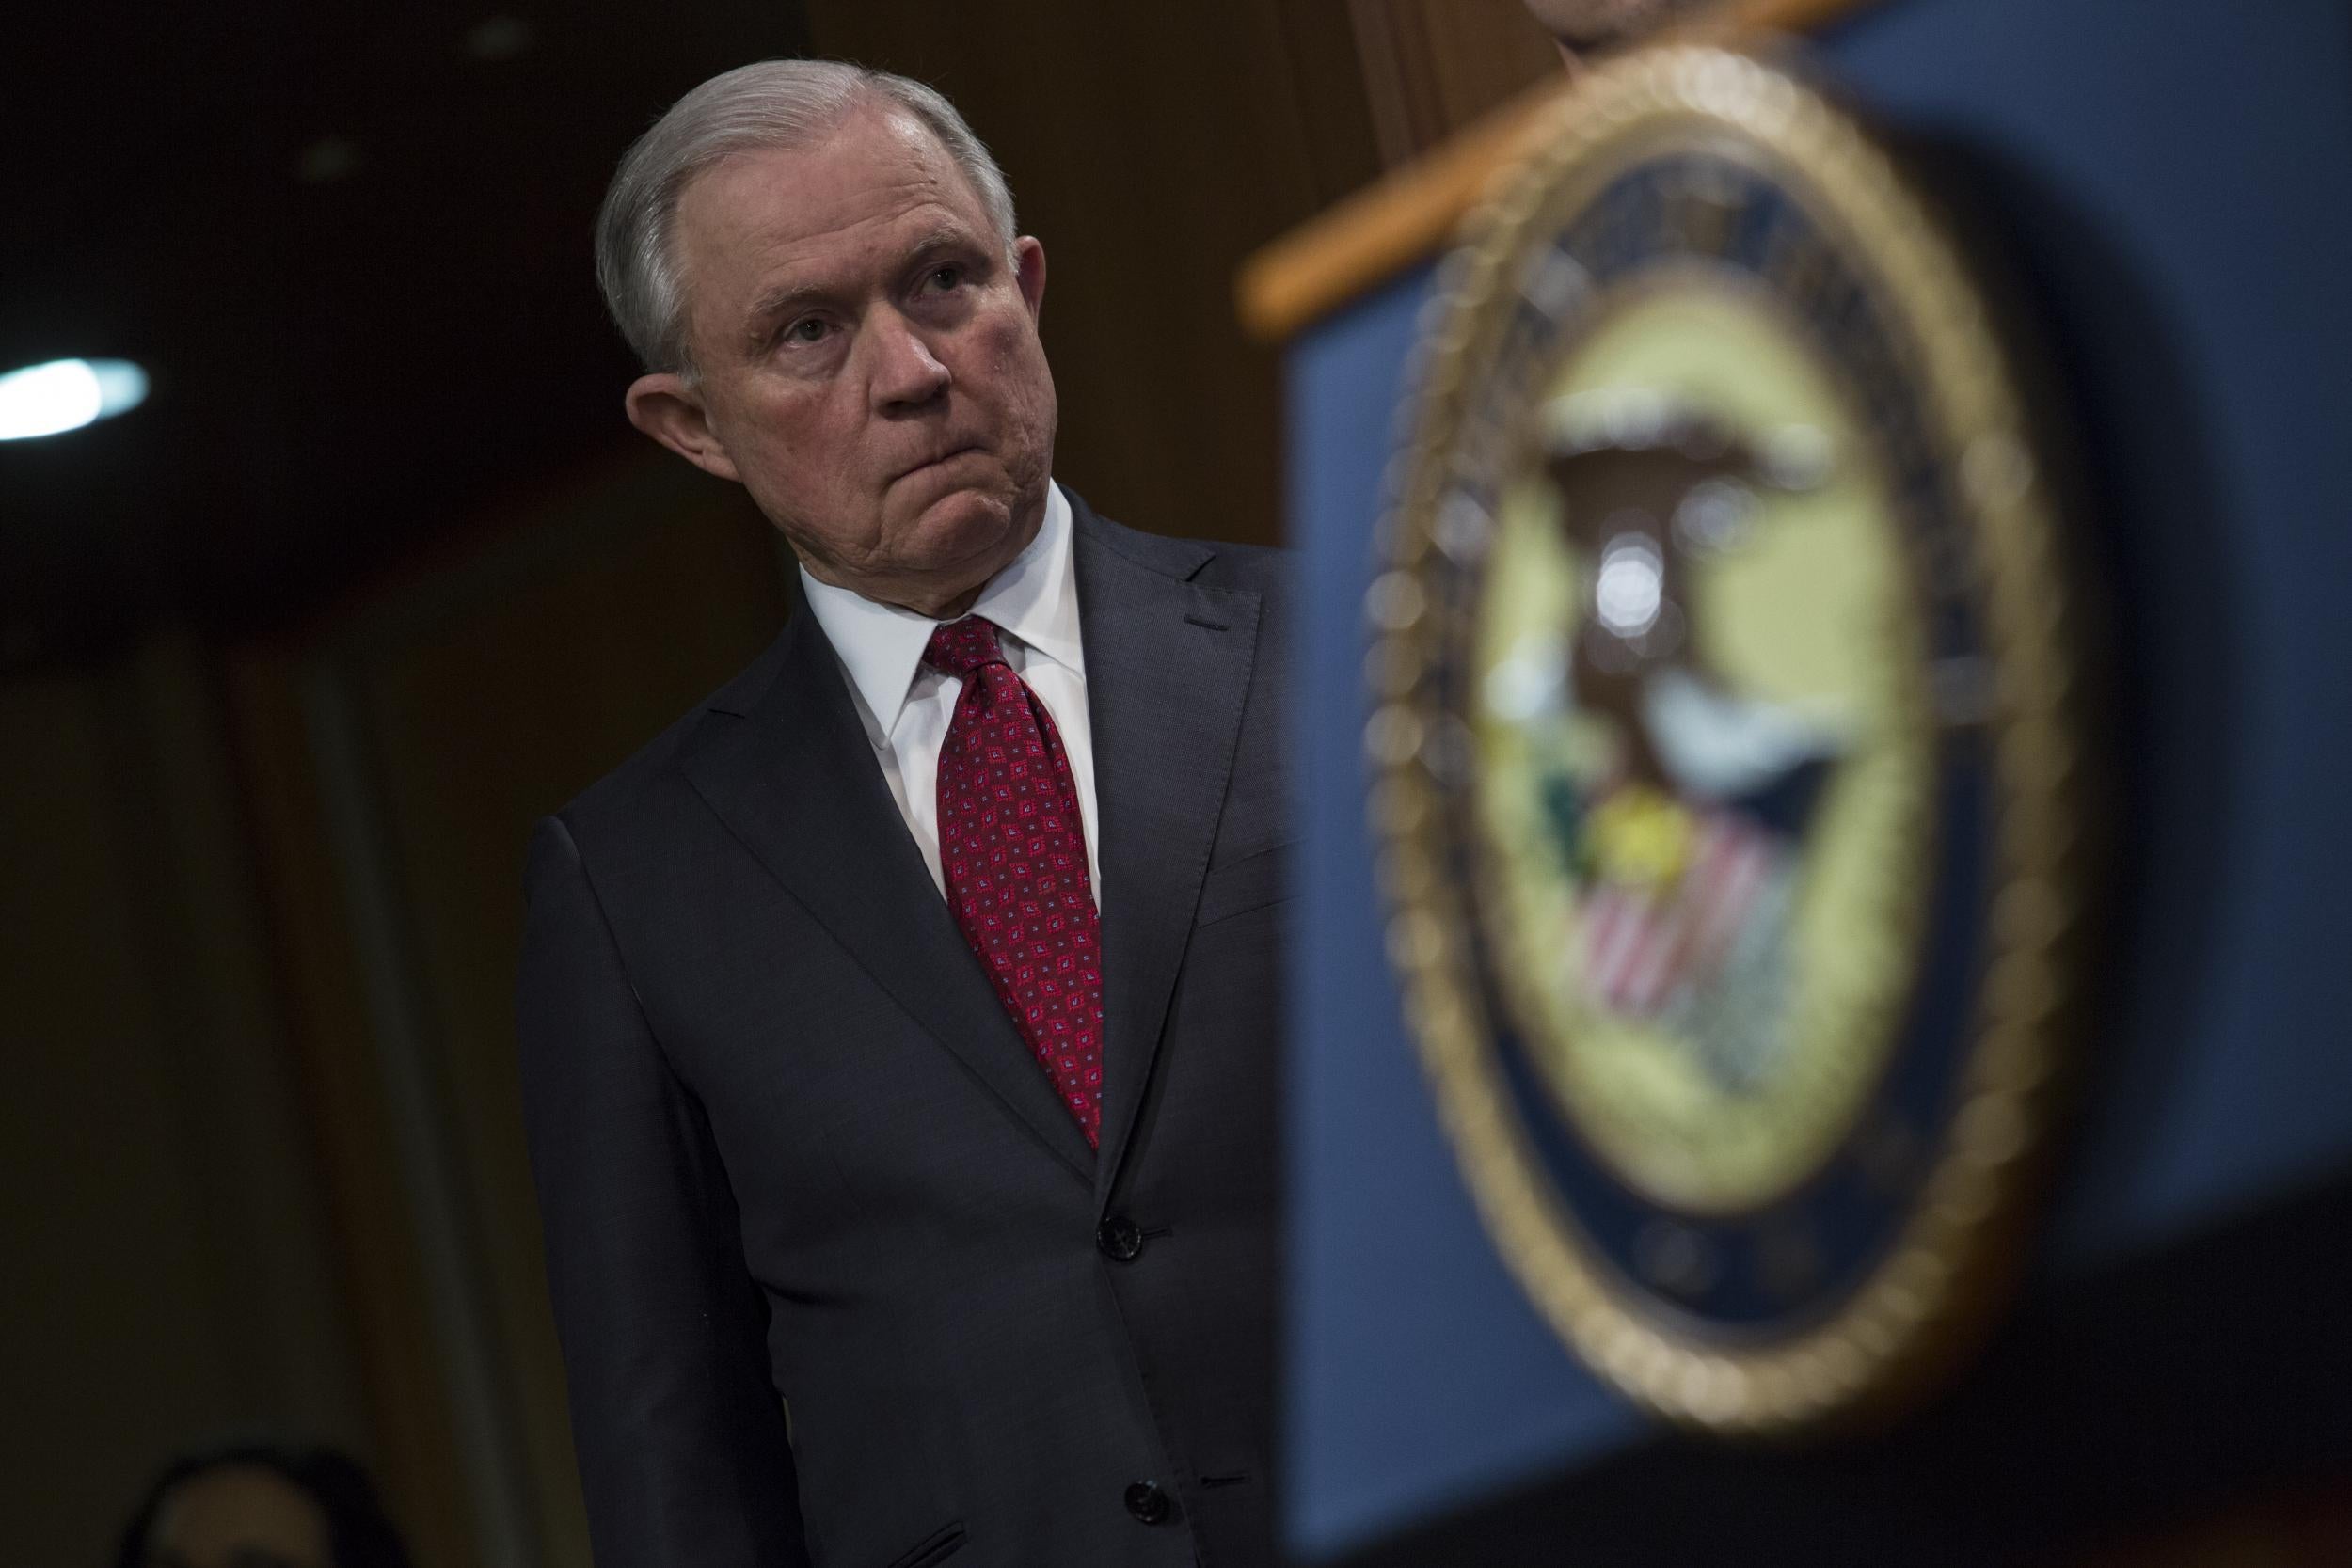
[798, 481, 1082, 746]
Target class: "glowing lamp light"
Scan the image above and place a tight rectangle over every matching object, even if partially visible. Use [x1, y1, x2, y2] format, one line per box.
[0, 357, 151, 441]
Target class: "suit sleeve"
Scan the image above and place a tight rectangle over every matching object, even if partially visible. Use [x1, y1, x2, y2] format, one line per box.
[516, 815, 809, 1568]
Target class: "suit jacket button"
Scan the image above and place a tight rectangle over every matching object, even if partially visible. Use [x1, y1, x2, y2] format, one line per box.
[1124, 1480, 1173, 1524]
[1097, 1215, 1146, 1261]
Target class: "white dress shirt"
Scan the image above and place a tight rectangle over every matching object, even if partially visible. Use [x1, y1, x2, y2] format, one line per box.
[797, 482, 1100, 903]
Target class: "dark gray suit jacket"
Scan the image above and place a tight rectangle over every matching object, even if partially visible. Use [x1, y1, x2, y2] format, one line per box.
[517, 495, 1290, 1568]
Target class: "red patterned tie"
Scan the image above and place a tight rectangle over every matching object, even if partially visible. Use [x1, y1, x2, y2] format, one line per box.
[926, 615, 1104, 1147]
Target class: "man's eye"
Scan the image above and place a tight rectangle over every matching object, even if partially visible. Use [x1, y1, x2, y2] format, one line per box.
[928, 264, 963, 291]
[786, 318, 828, 344]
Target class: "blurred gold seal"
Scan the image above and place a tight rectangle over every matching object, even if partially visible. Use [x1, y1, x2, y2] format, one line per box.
[1367, 44, 2094, 1433]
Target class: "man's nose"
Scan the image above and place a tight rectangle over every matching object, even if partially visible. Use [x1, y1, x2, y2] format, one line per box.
[866, 311, 951, 411]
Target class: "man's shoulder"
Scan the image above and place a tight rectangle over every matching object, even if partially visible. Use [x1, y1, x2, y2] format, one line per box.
[1194, 535, 1293, 594]
[1071, 494, 1294, 600]
[550, 626, 789, 834]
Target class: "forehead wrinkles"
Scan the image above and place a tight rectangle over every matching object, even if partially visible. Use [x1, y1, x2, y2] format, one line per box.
[739, 179, 958, 277]
[673, 112, 986, 343]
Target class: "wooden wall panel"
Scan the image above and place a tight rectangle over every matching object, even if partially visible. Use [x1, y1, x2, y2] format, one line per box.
[229, 454, 791, 1568]
[3, 673, 246, 1568]
[2, 646, 371, 1568]
[1346, 0, 1564, 166]
[224, 651, 484, 1568]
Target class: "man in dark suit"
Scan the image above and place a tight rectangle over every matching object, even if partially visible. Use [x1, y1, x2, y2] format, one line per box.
[516, 59, 1288, 1568]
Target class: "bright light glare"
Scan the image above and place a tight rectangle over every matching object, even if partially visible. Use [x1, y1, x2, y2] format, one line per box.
[1595, 532, 1665, 639]
[0, 358, 151, 440]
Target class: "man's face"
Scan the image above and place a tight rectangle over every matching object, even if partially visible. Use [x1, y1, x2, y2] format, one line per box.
[630, 104, 1057, 616]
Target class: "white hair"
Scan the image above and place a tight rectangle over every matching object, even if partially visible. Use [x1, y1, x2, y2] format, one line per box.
[595, 60, 1019, 378]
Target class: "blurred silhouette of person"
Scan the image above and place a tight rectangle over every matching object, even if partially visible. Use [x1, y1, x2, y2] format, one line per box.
[113, 1438, 410, 1568]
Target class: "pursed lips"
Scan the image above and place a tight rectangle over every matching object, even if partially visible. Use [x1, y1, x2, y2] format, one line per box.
[896, 442, 981, 483]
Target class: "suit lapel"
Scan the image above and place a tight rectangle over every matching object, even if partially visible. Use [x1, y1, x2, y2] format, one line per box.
[1073, 501, 1263, 1203]
[679, 602, 1097, 1184]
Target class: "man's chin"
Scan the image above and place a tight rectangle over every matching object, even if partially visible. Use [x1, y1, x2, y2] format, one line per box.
[904, 481, 1038, 565]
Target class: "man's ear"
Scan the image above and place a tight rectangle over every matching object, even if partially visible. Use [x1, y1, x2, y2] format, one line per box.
[1013, 236, 1047, 324]
[625, 372, 741, 483]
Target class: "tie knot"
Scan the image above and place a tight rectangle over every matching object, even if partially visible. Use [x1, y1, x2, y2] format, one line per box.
[924, 615, 1006, 678]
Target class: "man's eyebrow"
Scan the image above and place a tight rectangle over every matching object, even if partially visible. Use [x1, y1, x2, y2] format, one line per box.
[741, 280, 833, 347]
[905, 227, 981, 262]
